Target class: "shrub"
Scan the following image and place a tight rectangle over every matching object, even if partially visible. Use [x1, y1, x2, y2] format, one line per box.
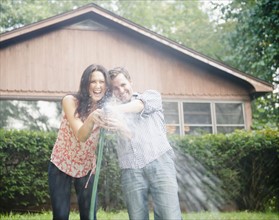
[98, 134, 125, 211]
[0, 129, 124, 213]
[0, 129, 56, 212]
[173, 128, 279, 211]
[0, 128, 278, 212]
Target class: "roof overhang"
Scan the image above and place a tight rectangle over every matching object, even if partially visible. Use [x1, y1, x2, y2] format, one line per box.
[0, 3, 274, 98]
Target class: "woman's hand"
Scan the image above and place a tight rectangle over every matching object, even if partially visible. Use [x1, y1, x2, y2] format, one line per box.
[89, 109, 107, 127]
[98, 109, 132, 140]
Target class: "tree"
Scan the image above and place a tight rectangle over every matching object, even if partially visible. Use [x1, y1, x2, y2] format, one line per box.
[0, 100, 61, 131]
[113, 0, 222, 59]
[0, 0, 112, 32]
[216, 0, 279, 128]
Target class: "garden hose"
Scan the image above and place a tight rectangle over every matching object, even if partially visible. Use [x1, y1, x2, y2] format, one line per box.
[89, 128, 105, 220]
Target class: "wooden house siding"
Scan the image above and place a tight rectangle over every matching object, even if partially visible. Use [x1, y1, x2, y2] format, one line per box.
[0, 4, 273, 132]
[1, 25, 251, 100]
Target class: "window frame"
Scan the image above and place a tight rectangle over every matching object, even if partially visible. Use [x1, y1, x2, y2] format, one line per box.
[214, 101, 246, 134]
[162, 100, 182, 135]
[182, 101, 213, 135]
[163, 99, 246, 135]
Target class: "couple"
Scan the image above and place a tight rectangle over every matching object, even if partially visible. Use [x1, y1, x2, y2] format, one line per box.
[48, 64, 182, 220]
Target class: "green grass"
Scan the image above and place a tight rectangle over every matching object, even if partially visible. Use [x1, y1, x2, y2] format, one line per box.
[0, 210, 278, 220]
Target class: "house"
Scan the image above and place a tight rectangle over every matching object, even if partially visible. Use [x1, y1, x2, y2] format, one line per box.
[0, 3, 273, 135]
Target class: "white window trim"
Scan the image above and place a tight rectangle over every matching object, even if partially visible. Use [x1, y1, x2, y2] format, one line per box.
[163, 100, 246, 135]
[213, 101, 246, 131]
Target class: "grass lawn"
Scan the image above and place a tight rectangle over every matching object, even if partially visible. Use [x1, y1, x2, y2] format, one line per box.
[0, 210, 278, 220]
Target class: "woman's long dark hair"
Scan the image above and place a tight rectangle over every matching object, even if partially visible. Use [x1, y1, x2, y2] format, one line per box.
[74, 64, 111, 121]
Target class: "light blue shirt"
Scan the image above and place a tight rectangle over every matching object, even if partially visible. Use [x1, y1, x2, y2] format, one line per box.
[116, 90, 174, 169]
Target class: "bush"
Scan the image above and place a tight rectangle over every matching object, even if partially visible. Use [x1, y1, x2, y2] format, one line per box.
[98, 134, 125, 211]
[0, 129, 124, 213]
[0, 128, 278, 213]
[0, 129, 56, 212]
[173, 128, 279, 211]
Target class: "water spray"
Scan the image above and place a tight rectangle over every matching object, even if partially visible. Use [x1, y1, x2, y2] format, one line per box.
[88, 103, 130, 219]
[89, 128, 105, 220]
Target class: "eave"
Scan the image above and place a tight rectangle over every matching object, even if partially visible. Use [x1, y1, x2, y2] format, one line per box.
[0, 3, 273, 97]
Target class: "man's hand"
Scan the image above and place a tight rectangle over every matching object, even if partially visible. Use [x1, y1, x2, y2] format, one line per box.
[99, 108, 132, 140]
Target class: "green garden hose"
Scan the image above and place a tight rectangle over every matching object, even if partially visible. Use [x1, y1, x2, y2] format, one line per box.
[89, 128, 105, 220]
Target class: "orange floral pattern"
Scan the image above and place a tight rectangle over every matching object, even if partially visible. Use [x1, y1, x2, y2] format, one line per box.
[50, 113, 99, 178]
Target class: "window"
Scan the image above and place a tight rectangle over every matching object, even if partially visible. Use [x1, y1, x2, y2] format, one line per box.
[183, 102, 212, 135]
[215, 103, 245, 134]
[162, 102, 180, 134]
[0, 100, 61, 131]
[163, 100, 245, 135]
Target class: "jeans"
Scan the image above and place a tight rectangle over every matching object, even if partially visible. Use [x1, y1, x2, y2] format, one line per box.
[48, 162, 97, 220]
[121, 152, 182, 220]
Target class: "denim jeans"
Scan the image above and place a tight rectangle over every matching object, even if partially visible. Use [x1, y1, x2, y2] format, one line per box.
[121, 152, 182, 220]
[48, 162, 97, 220]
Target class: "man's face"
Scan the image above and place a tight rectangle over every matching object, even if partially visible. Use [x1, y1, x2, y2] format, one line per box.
[111, 73, 133, 103]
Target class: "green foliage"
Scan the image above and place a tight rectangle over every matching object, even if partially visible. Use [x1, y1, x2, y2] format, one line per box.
[217, 0, 279, 128]
[251, 93, 279, 130]
[0, 0, 86, 32]
[219, 0, 279, 81]
[0, 129, 124, 213]
[1, 210, 279, 220]
[1, 129, 278, 213]
[0, 0, 115, 33]
[98, 133, 125, 211]
[0, 100, 61, 131]
[114, 0, 222, 59]
[0, 129, 56, 211]
[173, 128, 279, 211]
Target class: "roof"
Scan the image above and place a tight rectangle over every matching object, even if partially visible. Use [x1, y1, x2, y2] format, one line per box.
[0, 3, 273, 97]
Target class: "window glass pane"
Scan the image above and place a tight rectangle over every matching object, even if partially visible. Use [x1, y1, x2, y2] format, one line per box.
[216, 103, 244, 124]
[183, 103, 211, 124]
[163, 102, 179, 124]
[217, 126, 245, 134]
[185, 126, 212, 135]
[0, 100, 61, 131]
[166, 125, 180, 135]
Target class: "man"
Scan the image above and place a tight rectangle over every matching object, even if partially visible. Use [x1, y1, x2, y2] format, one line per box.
[105, 67, 182, 220]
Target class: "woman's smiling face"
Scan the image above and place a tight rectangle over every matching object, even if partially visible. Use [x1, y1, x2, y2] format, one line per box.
[88, 70, 107, 102]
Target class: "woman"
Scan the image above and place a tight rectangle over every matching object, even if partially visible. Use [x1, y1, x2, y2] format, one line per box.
[48, 64, 111, 220]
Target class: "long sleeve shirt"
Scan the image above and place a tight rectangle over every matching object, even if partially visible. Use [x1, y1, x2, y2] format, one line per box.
[115, 90, 174, 169]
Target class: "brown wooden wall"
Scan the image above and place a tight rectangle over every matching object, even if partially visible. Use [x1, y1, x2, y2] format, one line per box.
[0, 23, 252, 127]
[1, 25, 250, 99]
